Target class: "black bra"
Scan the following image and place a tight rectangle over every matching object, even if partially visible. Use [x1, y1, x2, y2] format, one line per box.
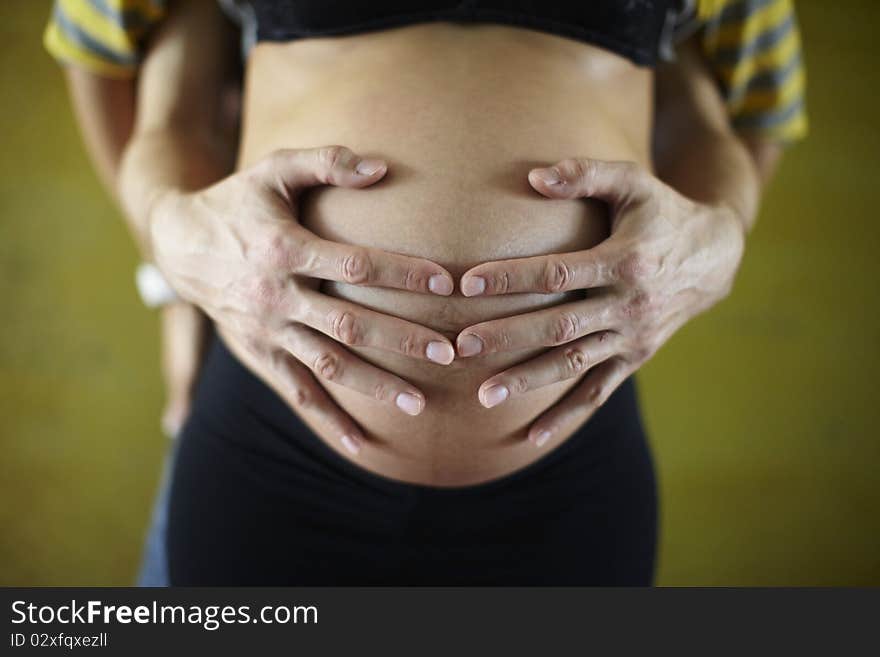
[231, 1, 679, 67]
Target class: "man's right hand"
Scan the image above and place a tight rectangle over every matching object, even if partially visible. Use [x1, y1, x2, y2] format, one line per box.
[147, 145, 457, 453]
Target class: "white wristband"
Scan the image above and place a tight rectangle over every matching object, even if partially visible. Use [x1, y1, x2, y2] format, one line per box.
[135, 263, 179, 308]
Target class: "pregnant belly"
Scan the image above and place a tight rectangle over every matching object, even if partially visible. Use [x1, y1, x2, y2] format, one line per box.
[299, 169, 607, 486]
[237, 27, 650, 485]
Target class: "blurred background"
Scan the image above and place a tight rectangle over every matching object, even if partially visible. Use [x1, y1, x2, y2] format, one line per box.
[1, 0, 878, 586]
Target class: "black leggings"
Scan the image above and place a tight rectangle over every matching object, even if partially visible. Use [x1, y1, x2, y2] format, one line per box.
[167, 335, 658, 585]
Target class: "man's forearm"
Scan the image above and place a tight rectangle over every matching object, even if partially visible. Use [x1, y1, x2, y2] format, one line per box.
[63, 68, 136, 197]
[117, 124, 233, 257]
[115, 0, 239, 259]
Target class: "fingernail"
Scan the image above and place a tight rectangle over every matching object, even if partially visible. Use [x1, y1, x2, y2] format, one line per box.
[341, 434, 361, 455]
[532, 430, 552, 447]
[461, 276, 486, 297]
[457, 334, 483, 357]
[535, 168, 562, 185]
[481, 384, 509, 408]
[428, 274, 453, 296]
[426, 340, 455, 364]
[355, 159, 384, 175]
[396, 392, 423, 416]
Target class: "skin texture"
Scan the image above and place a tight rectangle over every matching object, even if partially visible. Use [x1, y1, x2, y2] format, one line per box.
[457, 42, 781, 448]
[229, 25, 650, 484]
[118, 3, 778, 486]
[119, 2, 465, 455]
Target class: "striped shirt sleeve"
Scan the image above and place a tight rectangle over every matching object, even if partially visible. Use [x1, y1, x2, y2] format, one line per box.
[43, 0, 167, 78]
[696, 0, 808, 143]
[45, 0, 807, 143]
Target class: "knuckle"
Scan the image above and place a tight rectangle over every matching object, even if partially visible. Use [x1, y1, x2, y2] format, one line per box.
[598, 380, 616, 407]
[563, 347, 590, 376]
[624, 291, 664, 322]
[561, 157, 589, 182]
[318, 145, 349, 172]
[550, 312, 580, 345]
[508, 374, 530, 395]
[372, 381, 394, 403]
[341, 248, 372, 285]
[541, 258, 572, 293]
[247, 277, 282, 316]
[615, 249, 660, 286]
[327, 309, 362, 345]
[312, 351, 342, 381]
[488, 327, 513, 352]
[263, 233, 292, 270]
[489, 271, 510, 294]
[398, 332, 420, 357]
[291, 386, 311, 409]
[403, 266, 425, 292]
[584, 382, 605, 408]
[624, 293, 650, 320]
[266, 347, 285, 373]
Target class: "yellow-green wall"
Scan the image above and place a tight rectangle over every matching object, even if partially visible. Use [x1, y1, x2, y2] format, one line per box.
[1, 1, 877, 585]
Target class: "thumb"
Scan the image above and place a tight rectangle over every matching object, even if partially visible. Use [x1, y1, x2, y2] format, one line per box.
[528, 158, 651, 205]
[258, 145, 387, 196]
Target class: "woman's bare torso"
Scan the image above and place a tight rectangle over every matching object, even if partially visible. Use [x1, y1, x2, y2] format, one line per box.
[236, 23, 652, 485]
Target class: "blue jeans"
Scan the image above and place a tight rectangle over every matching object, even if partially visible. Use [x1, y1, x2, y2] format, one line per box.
[136, 441, 177, 587]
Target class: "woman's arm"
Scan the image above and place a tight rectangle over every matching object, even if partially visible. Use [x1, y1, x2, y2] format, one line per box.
[62, 61, 209, 437]
[652, 40, 779, 229]
[453, 38, 782, 446]
[63, 69, 135, 195]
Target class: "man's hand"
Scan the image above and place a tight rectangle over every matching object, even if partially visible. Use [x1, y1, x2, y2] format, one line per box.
[455, 157, 747, 447]
[148, 145, 458, 454]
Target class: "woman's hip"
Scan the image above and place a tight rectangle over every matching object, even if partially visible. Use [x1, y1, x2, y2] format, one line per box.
[165, 335, 657, 585]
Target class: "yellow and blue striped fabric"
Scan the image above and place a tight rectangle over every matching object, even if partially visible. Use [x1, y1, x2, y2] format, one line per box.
[43, 0, 166, 78]
[697, 0, 807, 142]
[43, 0, 807, 142]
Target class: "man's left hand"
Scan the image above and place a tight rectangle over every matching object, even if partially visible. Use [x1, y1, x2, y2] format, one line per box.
[455, 157, 747, 447]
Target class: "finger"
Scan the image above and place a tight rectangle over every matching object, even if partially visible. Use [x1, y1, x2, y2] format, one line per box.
[456, 297, 617, 358]
[295, 289, 455, 364]
[527, 157, 652, 204]
[460, 242, 622, 297]
[254, 145, 455, 295]
[268, 350, 369, 455]
[260, 145, 389, 194]
[527, 357, 633, 448]
[219, 327, 368, 455]
[282, 324, 428, 416]
[285, 229, 454, 295]
[475, 331, 620, 408]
